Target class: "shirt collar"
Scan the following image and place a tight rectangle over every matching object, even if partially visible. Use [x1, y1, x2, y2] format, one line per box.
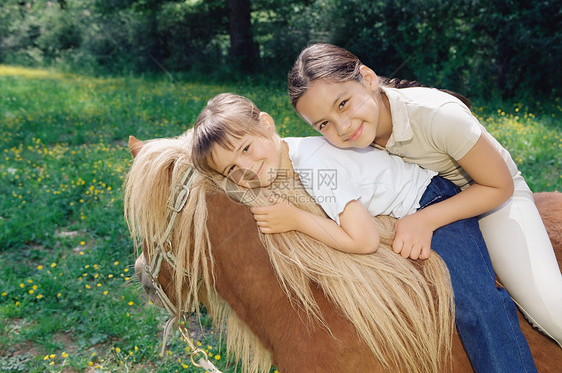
[380, 86, 413, 147]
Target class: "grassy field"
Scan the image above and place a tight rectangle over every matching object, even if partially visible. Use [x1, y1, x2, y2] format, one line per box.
[0, 65, 560, 373]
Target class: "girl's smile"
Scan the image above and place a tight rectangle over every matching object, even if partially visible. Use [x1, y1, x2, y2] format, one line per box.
[347, 122, 364, 142]
[253, 161, 263, 180]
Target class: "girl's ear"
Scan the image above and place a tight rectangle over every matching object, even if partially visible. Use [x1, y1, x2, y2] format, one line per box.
[259, 112, 276, 135]
[359, 65, 379, 92]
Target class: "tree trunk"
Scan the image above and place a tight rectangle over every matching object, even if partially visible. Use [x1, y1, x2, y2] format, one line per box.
[226, 0, 259, 72]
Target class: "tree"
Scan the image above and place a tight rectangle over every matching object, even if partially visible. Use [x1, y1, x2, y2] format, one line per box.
[226, 0, 259, 71]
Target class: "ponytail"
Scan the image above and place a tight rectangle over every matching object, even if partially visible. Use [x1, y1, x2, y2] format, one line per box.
[379, 77, 471, 109]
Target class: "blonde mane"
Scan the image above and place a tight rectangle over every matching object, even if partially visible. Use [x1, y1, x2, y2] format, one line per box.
[124, 130, 455, 373]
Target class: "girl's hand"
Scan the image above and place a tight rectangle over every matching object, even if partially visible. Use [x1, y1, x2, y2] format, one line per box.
[250, 198, 299, 234]
[392, 212, 434, 260]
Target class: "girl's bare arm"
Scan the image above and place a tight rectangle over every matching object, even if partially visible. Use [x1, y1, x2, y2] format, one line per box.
[250, 199, 380, 254]
[408, 133, 512, 229]
[393, 133, 513, 259]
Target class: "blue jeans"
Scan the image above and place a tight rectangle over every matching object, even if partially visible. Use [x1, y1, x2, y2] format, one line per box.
[419, 176, 536, 373]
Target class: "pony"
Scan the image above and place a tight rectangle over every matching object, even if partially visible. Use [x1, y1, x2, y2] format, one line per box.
[126, 132, 562, 373]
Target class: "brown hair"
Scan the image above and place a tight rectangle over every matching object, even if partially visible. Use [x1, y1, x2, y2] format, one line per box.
[191, 93, 268, 175]
[288, 43, 471, 109]
[288, 43, 363, 109]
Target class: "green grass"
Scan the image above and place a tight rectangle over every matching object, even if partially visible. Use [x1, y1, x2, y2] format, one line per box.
[0, 65, 560, 372]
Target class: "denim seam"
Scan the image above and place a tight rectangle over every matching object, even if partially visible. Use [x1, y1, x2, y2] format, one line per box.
[419, 195, 442, 210]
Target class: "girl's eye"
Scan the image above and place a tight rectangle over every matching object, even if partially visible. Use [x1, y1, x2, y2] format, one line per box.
[318, 121, 328, 131]
[338, 100, 347, 110]
[242, 145, 250, 153]
[227, 165, 235, 175]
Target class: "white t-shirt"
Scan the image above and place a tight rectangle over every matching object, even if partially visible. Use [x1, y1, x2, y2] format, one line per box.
[377, 86, 519, 189]
[283, 137, 437, 224]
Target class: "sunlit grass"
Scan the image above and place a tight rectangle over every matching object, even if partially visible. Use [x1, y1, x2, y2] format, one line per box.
[473, 103, 561, 192]
[0, 64, 559, 372]
[0, 65, 249, 372]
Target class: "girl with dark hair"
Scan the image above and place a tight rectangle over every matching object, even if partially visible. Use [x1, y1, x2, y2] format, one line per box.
[288, 41, 561, 353]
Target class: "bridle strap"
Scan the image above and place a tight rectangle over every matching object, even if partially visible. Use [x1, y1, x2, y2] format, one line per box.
[146, 165, 195, 281]
[141, 165, 223, 372]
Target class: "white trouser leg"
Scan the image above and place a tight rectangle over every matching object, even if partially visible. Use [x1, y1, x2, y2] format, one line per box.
[478, 178, 562, 347]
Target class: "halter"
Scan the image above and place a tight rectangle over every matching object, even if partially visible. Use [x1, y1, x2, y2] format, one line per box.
[142, 165, 222, 373]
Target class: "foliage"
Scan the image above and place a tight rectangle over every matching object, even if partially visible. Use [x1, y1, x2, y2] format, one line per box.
[302, 0, 561, 99]
[157, 0, 228, 72]
[0, 0, 560, 100]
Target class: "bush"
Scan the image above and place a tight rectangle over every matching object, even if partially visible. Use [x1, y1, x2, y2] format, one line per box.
[0, 0, 559, 100]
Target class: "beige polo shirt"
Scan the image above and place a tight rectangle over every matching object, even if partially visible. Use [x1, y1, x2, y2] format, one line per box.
[375, 87, 519, 189]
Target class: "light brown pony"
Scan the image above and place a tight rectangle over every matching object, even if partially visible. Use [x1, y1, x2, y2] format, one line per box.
[127, 134, 562, 373]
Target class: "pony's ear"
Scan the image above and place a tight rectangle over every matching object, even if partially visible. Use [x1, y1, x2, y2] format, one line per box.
[129, 136, 144, 158]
